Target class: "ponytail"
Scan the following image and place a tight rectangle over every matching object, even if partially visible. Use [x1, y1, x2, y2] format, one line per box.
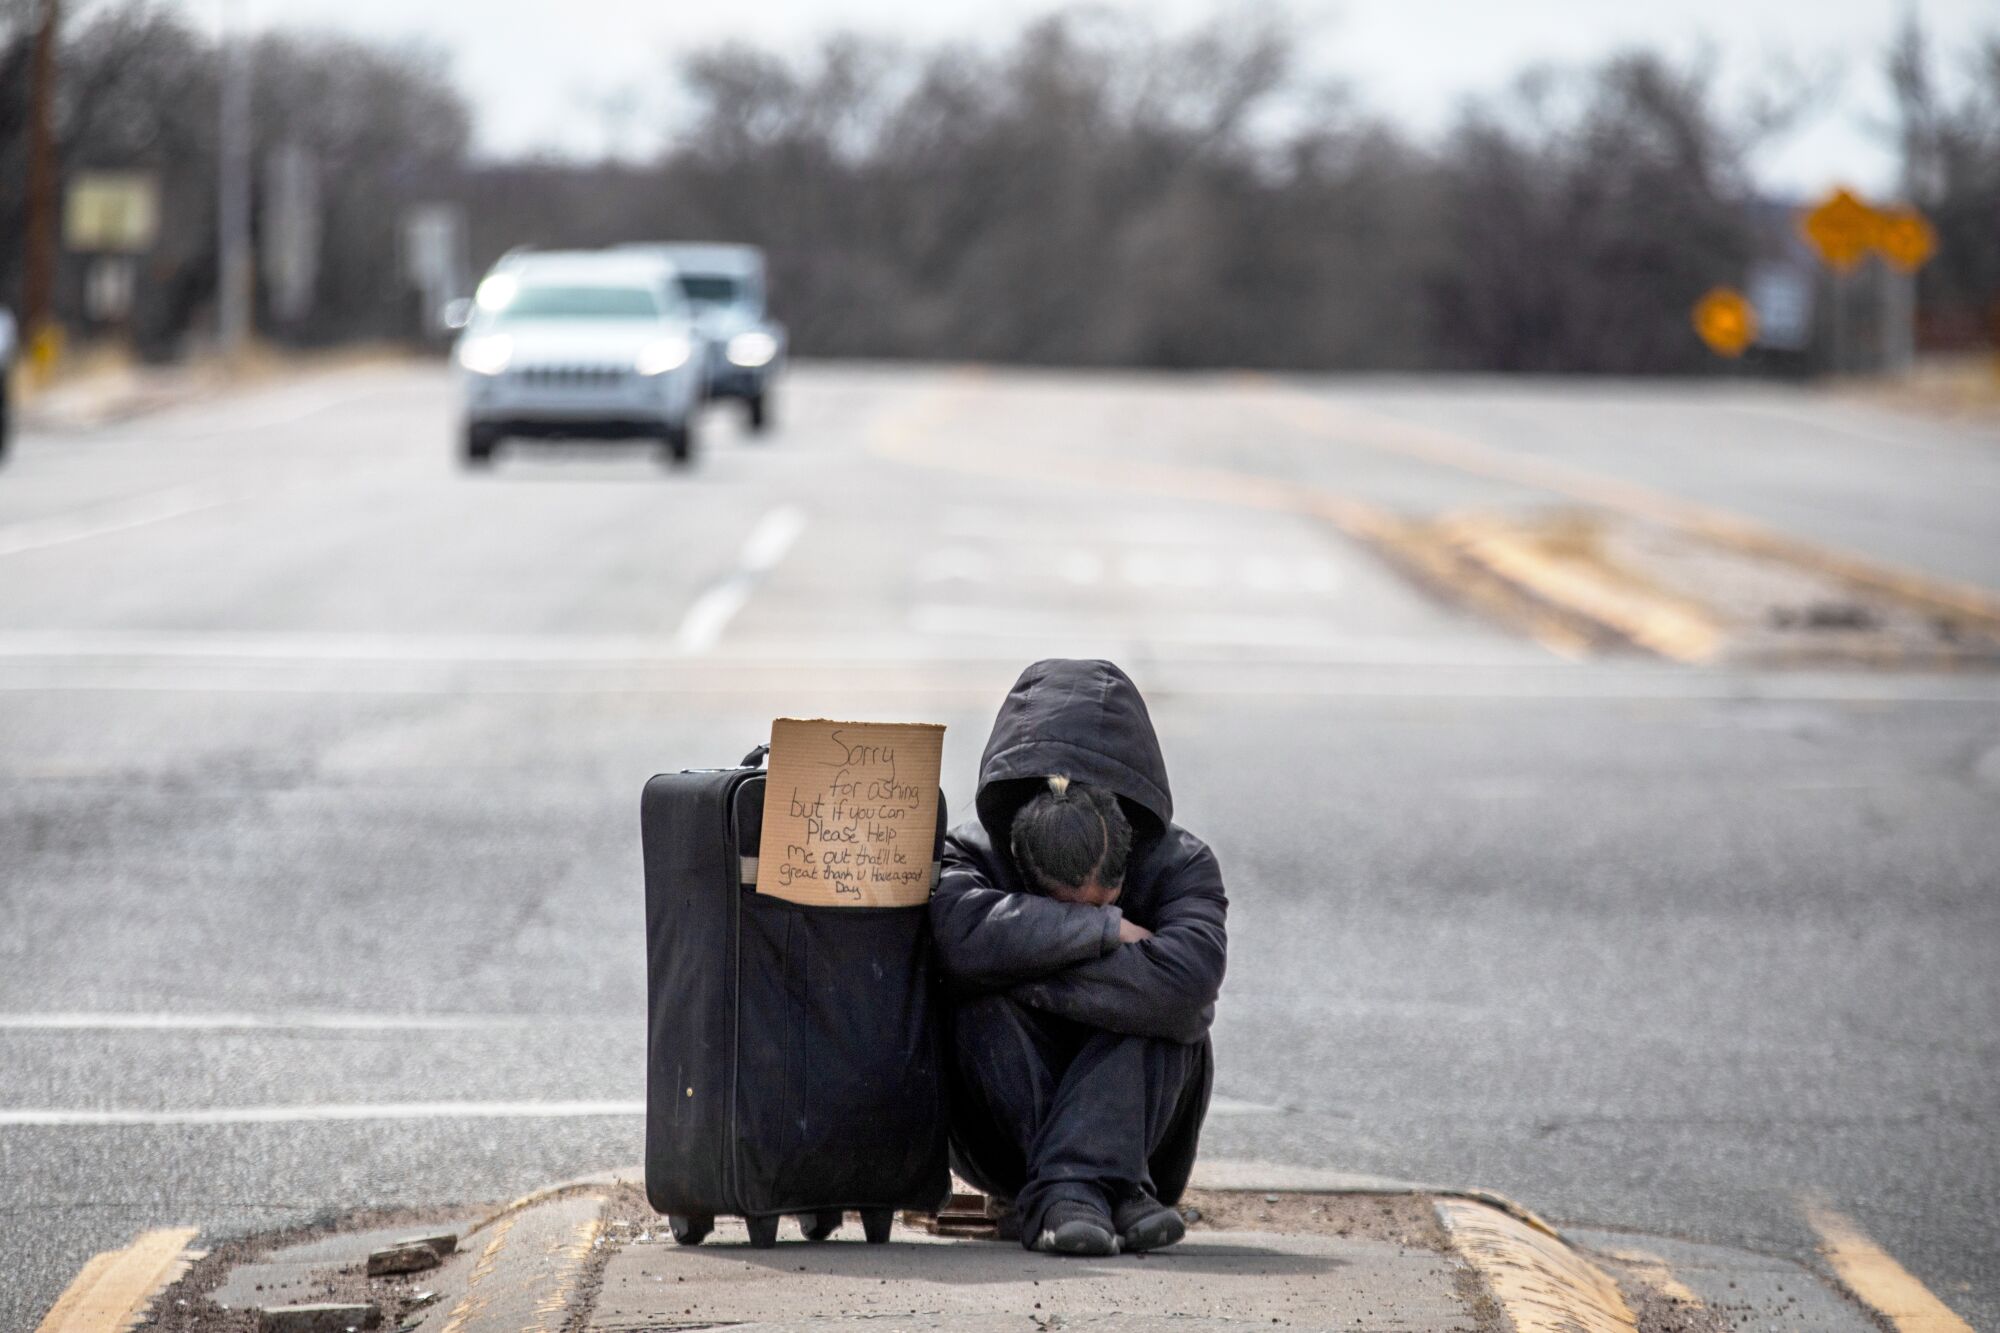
[1010, 776, 1133, 895]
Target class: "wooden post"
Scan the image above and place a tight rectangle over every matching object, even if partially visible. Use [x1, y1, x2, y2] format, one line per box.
[22, 0, 61, 345]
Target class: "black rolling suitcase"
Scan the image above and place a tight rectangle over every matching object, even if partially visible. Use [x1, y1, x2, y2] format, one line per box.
[641, 744, 951, 1248]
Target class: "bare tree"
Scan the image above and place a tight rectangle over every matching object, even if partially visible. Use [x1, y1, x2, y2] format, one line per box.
[1888, 18, 2000, 349]
[1430, 54, 1758, 373]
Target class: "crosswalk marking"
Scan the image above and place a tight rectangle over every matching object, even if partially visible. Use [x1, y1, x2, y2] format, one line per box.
[1806, 1203, 1975, 1332]
[913, 543, 1341, 596]
[907, 604, 1371, 649]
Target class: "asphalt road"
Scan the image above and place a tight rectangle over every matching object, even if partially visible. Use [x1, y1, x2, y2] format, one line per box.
[1, 362, 1995, 1330]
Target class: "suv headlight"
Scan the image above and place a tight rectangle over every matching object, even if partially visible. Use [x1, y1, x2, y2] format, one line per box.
[456, 334, 513, 377]
[636, 334, 694, 376]
[726, 331, 778, 368]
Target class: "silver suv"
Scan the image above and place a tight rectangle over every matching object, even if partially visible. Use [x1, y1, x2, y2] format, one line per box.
[454, 250, 705, 468]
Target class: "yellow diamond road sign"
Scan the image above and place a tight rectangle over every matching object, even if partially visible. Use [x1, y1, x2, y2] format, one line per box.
[1801, 188, 1877, 272]
[1799, 188, 1937, 274]
[1693, 287, 1757, 358]
[1874, 208, 1937, 273]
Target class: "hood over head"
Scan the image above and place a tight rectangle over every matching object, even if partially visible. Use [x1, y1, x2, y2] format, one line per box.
[975, 659, 1172, 845]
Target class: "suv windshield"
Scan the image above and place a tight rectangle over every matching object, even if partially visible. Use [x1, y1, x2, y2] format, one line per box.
[679, 275, 741, 307]
[493, 283, 661, 320]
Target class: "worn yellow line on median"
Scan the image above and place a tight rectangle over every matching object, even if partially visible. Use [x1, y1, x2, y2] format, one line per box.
[1437, 1198, 1639, 1333]
[874, 369, 2000, 640]
[1444, 519, 1722, 663]
[1260, 386, 2000, 632]
[35, 1228, 201, 1333]
[1806, 1203, 1975, 1333]
[440, 1213, 516, 1333]
[530, 1214, 604, 1332]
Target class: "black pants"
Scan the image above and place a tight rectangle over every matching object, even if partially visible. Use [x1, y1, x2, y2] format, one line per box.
[947, 993, 1211, 1246]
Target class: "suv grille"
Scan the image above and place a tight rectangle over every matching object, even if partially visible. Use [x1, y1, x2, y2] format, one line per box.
[513, 364, 630, 387]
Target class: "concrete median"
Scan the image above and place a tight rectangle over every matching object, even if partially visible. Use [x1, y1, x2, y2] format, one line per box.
[88, 1164, 1892, 1333]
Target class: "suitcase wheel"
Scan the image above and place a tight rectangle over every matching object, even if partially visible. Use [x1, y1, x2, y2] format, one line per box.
[861, 1208, 894, 1245]
[798, 1208, 843, 1241]
[669, 1214, 713, 1246]
[744, 1213, 781, 1249]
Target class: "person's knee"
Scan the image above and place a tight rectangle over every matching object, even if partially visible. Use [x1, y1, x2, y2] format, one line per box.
[1075, 1026, 1204, 1091]
[953, 995, 1055, 1101]
[954, 992, 1038, 1042]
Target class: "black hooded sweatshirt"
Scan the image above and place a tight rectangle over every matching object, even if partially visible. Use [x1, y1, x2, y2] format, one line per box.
[930, 659, 1228, 1046]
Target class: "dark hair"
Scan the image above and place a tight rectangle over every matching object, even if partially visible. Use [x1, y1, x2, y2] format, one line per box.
[1010, 776, 1133, 894]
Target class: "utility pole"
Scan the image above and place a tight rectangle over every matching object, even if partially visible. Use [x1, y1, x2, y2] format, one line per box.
[22, 0, 61, 358]
[216, 0, 254, 362]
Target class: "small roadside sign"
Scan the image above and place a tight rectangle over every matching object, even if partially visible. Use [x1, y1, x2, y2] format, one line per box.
[1800, 188, 1877, 272]
[1692, 287, 1757, 358]
[63, 173, 159, 254]
[1873, 208, 1937, 273]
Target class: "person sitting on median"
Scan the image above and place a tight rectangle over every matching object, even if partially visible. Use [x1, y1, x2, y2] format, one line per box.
[931, 658, 1228, 1257]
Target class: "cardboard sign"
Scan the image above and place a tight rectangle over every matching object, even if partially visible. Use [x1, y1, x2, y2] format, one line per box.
[755, 719, 945, 907]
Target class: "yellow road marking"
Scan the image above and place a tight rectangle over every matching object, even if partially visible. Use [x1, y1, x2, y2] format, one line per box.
[440, 1213, 515, 1333]
[1806, 1203, 1975, 1333]
[875, 370, 2000, 658]
[1261, 387, 2000, 632]
[529, 1215, 603, 1332]
[1442, 518, 1722, 662]
[1437, 1198, 1638, 1333]
[36, 1228, 201, 1333]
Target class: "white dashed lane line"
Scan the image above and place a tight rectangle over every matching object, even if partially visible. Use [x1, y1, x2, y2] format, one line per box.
[0, 1098, 1281, 1127]
[0, 1011, 561, 1032]
[0, 1101, 648, 1127]
[673, 504, 807, 655]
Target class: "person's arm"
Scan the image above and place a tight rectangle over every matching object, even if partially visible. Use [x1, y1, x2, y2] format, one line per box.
[930, 836, 1122, 991]
[1008, 844, 1227, 1043]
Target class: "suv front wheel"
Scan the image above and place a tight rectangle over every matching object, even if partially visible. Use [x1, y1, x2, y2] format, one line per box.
[662, 418, 694, 468]
[463, 422, 499, 467]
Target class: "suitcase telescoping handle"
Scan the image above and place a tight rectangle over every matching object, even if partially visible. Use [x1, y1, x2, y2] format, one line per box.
[740, 744, 770, 768]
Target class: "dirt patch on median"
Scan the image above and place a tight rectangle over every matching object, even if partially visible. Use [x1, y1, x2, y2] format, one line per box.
[136, 1204, 468, 1333]
[1179, 1188, 1452, 1252]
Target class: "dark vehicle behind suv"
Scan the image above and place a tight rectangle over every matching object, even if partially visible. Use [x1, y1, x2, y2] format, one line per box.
[622, 243, 786, 433]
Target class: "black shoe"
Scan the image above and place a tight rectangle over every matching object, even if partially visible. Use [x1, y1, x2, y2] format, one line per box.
[1112, 1191, 1186, 1253]
[1033, 1199, 1120, 1257]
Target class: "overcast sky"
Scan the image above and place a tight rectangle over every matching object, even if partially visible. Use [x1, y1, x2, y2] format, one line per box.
[193, 0, 1995, 200]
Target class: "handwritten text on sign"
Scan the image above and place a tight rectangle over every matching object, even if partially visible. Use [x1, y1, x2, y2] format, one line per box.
[755, 718, 945, 907]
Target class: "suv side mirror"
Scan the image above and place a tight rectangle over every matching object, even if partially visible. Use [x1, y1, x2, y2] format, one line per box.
[442, 298, 473, 331]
